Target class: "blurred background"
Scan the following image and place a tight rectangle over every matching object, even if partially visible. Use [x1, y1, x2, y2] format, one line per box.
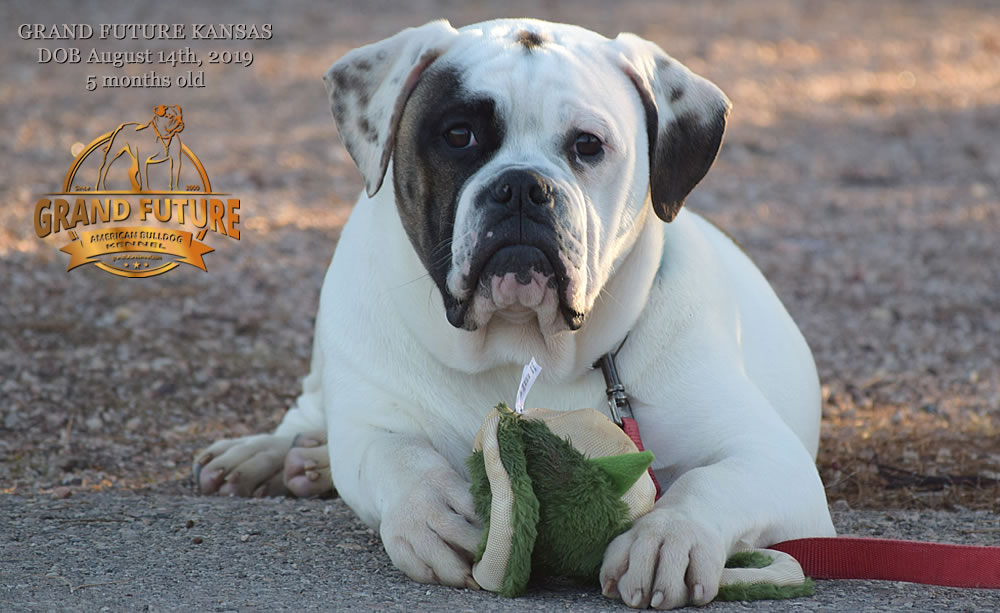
[1, 0, 998, 510]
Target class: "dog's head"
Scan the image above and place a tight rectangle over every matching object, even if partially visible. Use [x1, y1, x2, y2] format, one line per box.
[152, 105, 184, 138]
[325, 19, 729, 333]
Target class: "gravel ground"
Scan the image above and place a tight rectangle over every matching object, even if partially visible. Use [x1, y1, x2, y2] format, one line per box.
[2, 493, 998, 612]
[1, 0, 999, 610]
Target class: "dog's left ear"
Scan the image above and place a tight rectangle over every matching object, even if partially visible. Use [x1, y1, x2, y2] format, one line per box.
[324, 20, 460, 197]
[611, 34, 731, 222]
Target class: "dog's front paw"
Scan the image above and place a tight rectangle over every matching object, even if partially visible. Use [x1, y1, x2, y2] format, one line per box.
[194, 434, 291, 496]
[193, 431, 333, 498]
[283, 432, 334, 498]
[600, 510, 725, 609]
[380, 470, 482, 589]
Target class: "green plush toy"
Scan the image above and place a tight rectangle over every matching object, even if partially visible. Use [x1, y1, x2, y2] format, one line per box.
[466, 402, 814, 603]
[467, 403, 656, 596]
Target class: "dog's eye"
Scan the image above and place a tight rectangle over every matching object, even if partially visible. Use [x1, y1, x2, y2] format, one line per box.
[443, 125, 477, 149]
[574, 133, 602, 157]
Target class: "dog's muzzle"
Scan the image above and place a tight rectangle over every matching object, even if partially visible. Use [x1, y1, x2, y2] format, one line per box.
[446, 169, 584, 331]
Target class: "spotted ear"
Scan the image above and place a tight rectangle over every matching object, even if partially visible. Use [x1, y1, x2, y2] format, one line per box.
[612, 34, 731, 222]
[323, 20, 460, 197]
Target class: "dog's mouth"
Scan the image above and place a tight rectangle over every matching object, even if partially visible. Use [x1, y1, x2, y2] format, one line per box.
[445, 241, 584, 331]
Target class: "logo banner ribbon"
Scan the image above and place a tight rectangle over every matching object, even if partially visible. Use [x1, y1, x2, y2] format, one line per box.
[60, 226, 215, 272]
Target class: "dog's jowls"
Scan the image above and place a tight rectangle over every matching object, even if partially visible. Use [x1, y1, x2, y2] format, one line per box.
[194, 18, 835, 609]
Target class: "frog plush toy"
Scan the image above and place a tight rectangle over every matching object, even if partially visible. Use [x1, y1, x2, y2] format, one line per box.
[467, 402, 814, 602]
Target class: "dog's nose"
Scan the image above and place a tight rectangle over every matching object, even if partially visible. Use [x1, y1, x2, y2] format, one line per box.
[488, 170, 553, 209]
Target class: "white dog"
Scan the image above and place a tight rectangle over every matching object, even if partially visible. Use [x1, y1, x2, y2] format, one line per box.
[194, 19, 835, 609]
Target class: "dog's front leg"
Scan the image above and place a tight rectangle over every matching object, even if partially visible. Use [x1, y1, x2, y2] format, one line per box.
[332, 426, 482, 589]
[599, 386, 834, 609]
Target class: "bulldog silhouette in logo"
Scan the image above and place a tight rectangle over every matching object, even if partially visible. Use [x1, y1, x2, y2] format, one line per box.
[95, 104, 185, 191]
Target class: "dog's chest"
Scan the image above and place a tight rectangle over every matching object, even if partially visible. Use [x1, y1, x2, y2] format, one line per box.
[424, 366, 610, 472]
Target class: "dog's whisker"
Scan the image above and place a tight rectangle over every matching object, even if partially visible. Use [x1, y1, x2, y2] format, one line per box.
[597, 285, 622, 308]
[383, 272, 432, 294]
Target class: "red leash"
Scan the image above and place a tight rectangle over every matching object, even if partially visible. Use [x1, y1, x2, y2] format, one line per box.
[597, 349, 1000, 590]
[598, 352, 662, 497]
[620, 416, 662, 497]
[771, 537, 1000, 589]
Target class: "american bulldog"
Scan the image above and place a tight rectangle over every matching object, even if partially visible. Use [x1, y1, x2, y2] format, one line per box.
[194, 19, 835, 609]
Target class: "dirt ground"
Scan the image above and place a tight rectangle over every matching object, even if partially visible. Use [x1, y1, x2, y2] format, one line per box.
[1, 0, 998, 520]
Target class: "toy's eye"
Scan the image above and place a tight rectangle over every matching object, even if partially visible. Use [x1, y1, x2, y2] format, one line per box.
[574, 133, 602, 157]
[444, 125, 477, 148]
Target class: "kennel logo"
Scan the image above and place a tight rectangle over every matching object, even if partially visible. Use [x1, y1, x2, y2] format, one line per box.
[33, 105, 240, 278]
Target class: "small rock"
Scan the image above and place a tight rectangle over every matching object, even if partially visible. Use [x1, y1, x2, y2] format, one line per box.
[119, 528, 141, 542]
[85, 415, 103, 432]
[52, 486, 72, 499]
[970, 182, 990, 199]
[114, 306, 133, 323]
[830, 499, 852, 512]
[191, 536, 203, 544]
[870, 307, 893, 324]
[150, 357, 173, 370]
[153, 381, 177, 398]
[56, 455, 87, 471]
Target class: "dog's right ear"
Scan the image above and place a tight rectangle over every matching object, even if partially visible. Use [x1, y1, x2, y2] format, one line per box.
[324, 20, 460, 197]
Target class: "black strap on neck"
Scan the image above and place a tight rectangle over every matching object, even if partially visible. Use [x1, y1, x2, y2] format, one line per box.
[595, 336, 633, 426]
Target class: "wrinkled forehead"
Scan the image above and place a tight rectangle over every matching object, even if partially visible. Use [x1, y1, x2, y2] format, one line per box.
[442, 20, 634, 120]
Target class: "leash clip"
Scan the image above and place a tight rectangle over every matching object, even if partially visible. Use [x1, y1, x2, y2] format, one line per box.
[595, 341, 664, 499]
[597, 352, 634, 427]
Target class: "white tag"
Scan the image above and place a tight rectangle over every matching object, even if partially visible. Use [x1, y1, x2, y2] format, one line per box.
[515, 358, 542, 414]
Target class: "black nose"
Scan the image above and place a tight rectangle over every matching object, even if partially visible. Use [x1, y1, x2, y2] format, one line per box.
[488, 169, 553, 209]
